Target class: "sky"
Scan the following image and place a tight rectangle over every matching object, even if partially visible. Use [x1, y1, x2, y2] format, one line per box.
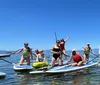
[0, 0, 100, 51]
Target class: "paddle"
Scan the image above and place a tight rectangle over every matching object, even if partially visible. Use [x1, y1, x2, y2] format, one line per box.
[87, 54, 100, 64]
[5, 49, 20, 57]
[54, 32, 57, 41]
[0, 58, 16, 65]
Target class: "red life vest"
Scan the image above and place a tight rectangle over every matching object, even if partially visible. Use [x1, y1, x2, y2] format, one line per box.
[73, 55, 82, 62]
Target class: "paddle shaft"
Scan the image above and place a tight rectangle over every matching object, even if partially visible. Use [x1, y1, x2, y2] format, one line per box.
[55, 32, 57, 41]
[1, 58, 16, 65]
[87, 54, 100, 63]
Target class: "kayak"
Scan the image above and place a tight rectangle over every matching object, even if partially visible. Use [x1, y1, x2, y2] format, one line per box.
[13, 64, 33, 71]
[32, 61, 48, 69]
[29, 62, 98, 74]
[0, 72, 6, 77]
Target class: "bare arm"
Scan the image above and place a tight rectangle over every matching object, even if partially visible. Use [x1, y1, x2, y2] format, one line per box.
[13, 48, 23, 54]
[43, 54, 46, 60]
[34, 53, 39, 61]
[64, 36, 70, 43]
[90, 48, 95, 55]
[66, 54, 73, 64]
[32, 52, 37, 57]
[51, 46, 60, 54]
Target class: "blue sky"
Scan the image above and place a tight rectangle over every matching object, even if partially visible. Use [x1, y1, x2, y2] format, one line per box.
[0, 0, 100, 50]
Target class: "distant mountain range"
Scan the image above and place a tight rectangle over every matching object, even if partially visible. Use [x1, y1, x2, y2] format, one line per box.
[0, 48, 99, 54]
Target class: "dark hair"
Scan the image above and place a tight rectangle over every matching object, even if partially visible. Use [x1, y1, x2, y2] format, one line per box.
[72, 51, 76, 55]
[60, 38, 64, 42]
[24, 42, 28, 45]
[56, 40, 60, 43]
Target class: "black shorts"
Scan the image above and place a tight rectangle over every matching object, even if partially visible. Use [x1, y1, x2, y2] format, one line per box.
[85, 54, 89, 59]
[53, 54, 60, 60]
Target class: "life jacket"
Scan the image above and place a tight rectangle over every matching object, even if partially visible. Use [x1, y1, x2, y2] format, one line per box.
[73, 55, 82, 62]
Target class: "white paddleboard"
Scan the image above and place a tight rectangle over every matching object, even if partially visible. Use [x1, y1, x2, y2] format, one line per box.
[29, 62, 98, 74]
[0, 72, 6, 77]
[13, 64, 33, 71]
[47, 62, 98, 73]
[0, 54, 10, 57]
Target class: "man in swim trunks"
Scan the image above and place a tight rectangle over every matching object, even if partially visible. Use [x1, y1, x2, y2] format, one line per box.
[13, 42, 33, 65]
[66, 49, 84, 66]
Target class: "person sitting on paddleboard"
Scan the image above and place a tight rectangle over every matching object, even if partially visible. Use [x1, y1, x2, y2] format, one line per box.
[51, 40, 63, 67]
[60, 36, 70, 56]
[13, 42, 33, 65]
[83, 43, 95, 62]
[35, 49, 46, 62]
[66, 49, 84, 66]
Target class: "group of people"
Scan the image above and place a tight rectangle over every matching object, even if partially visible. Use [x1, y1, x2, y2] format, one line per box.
[13, 37, 96, 67]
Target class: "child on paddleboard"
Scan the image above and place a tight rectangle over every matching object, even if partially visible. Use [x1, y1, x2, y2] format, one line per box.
[13, 42, 33, 65]
[66, 49, 84, 66]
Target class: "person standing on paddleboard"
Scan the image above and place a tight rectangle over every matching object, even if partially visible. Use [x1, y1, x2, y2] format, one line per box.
[83, 43, 96, 63]
[13, 42, 33, 65]
[66, 49, 84, 66]
[60, 36, 70, 57]
[51, 40, 63, 67]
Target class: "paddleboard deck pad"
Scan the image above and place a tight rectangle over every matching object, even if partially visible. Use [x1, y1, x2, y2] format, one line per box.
[13, 64, 33, 71]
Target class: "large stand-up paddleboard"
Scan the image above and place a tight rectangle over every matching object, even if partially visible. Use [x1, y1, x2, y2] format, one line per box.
[13, 64, 33, 71]
[46, 62, 98, 73]
[0, 72, 6, 77]
[29, 62, 98, 74]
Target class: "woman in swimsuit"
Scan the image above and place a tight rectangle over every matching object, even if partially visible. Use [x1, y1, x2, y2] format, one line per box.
[13, 42, 33, 65]
[51, 40, 63, 67]
[66, 49, 84, 66]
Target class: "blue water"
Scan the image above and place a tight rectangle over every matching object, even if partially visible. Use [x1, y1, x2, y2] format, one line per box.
[0, 49, 100, 85]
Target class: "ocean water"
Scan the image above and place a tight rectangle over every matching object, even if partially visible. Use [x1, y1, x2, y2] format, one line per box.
[0, 49, 100, 85]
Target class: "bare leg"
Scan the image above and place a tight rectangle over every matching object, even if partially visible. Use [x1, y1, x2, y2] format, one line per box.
[84, 54, 87, 61]
[58, 56, 63, 65]
[72, 62, 77, 66]
[77, 61, 83, 66]
[63, 49, 68, 56]
[84, 54, 89, 63]
[20, 56, 24, 65]
[26, 56, 30, 65]
[51, 57, 56, 67]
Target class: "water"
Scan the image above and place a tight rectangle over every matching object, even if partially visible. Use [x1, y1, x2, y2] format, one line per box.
[0, 49, 100, 85]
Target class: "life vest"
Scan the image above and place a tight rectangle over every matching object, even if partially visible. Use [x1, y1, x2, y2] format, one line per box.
[73, 55, 82, 62]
